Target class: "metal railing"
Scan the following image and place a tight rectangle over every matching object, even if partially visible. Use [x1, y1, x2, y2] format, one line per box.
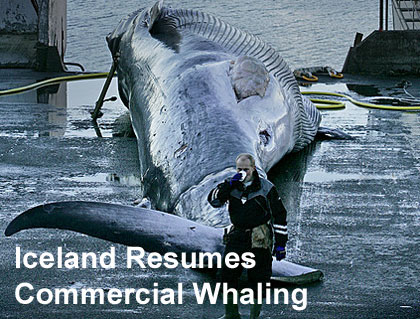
[393, 0, 420, 30]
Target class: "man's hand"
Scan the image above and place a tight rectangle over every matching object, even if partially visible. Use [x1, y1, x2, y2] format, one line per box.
[229, 172, 244, 188]
[273, 245, 286, 261]
[217, 182, 232, 201]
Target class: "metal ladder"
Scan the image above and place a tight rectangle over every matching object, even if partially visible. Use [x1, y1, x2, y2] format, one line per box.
[392, 0, 420, 29]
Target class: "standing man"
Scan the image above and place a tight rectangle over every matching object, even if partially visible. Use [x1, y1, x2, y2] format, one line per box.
[208, 153, 288, 319]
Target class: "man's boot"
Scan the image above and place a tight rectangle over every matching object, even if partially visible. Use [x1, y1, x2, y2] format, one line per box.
[249, 299, 262, 319]
[218, 295, 241, 319]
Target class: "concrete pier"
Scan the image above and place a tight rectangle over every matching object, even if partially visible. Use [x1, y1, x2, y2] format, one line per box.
[0, 70, 419, 318]
[0, 0, 66, 71]
[342, 30, 420, 75]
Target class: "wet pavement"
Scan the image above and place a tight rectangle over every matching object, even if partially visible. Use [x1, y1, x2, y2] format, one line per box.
[0, 70, 419, 318]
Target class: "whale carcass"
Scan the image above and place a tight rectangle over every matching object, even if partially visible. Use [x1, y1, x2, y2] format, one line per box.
[5, 1, 323, 283]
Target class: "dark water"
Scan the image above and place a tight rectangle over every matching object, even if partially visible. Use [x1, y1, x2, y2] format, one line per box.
[66, 0, 391, 72]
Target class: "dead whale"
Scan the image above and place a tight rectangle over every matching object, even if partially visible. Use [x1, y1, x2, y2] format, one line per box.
[107, 0, 321, 226]
[5, 1, 324, 283]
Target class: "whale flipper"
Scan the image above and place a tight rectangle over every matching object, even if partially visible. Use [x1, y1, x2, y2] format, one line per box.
[5, 201, 323, 284]
[5, 201, 223, 255]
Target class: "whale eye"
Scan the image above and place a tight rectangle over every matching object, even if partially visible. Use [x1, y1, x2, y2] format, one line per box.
[230, 56, 270, 102]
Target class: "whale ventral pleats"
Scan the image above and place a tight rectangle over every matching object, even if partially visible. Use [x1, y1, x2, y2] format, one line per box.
[230, 56, 270, 102]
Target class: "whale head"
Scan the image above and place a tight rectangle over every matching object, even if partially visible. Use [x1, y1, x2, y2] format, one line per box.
[106, 1, 321, 225]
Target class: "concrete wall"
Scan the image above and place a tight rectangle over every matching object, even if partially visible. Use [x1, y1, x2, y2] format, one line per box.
[0, 0, 38, 67]
[0, 0, 66, 71]
[38, 0, 66, 59]
[342, 30, 420, 75]
[0, 0, 38, 32]
[37, 0, 67, 71]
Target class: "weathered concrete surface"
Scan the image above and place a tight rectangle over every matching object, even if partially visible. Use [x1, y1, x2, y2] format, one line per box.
[342, 31, 420, 75]
[0, 0, 38, 32]
[37, 0, 67, 71]
[0, 70, 419, 318]
[0, 0, 38, 68]
[0, 0, 66, 71]
[0, 34, 38, 67]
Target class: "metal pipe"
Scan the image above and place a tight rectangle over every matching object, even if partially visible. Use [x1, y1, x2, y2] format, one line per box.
[64, 62, 85, 72]
[30, 0, 39, 16]
[386, 0, 389, 30]
[91, 53, 119, 121]
[380, 0, 384, 31]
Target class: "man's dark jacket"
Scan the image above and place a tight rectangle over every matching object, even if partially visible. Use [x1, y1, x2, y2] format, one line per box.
[207, 171, 288, 247]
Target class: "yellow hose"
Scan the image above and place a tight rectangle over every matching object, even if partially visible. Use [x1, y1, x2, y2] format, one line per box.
[303, 91, 420, 111]
[1, 72, 419, 111]
[329, 72, 344, 79]
[302, 75, 319, 82]
[0, 72, 110, 96]
[310, 98, 345, 109]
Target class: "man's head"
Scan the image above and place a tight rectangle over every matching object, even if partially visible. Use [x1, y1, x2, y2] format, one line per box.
[235, 153, 256, 183]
